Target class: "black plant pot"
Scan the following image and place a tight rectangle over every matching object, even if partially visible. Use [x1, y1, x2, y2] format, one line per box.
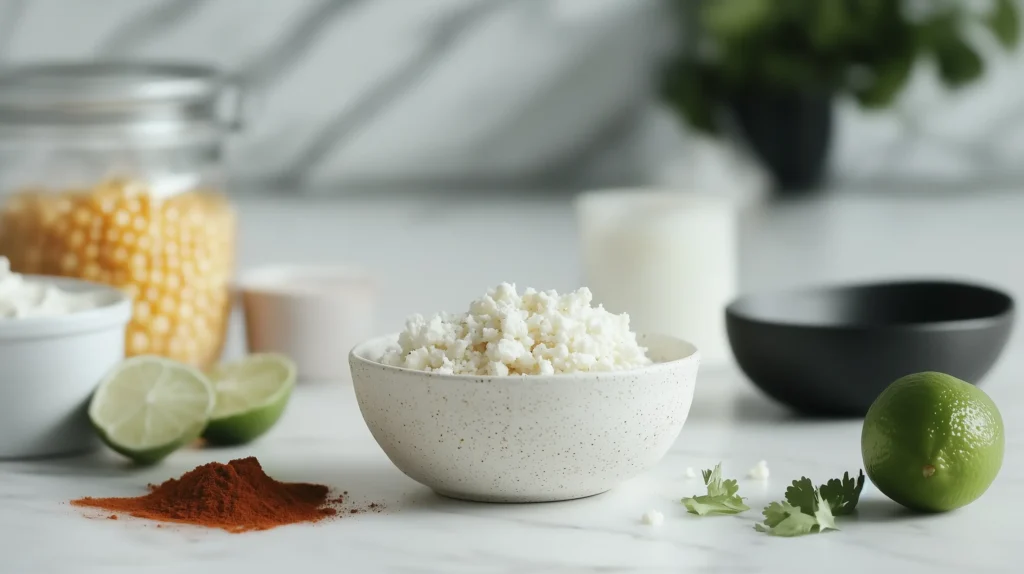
[730, 90, 833, 193]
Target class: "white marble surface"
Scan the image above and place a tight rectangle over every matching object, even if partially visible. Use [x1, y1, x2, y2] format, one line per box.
[2, 188, 1023, 573]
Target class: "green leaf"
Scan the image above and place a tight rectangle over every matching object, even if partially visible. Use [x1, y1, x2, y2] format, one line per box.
[682, 463, 750, 516]
[702, 465, 717, 488]
[719, 496, 752, 513]
[914, 9, 986, 88]
[936, 35, 985, 88]
[810, 0, 849, 49]
[754, 501, 820, 537]
[659, 59, 720, 134]
[759, 501, 792, 529]
[987, 0, 1021, 49]
[915, 11, 962, 53]
[701, 0, 775, 40]
[858, 0, 890, 21]
[813, 491, 838, 532]
[683, 494, 748, 516]
[758, 473, 853, 536]
[784, 477, 817, 516]
[683, 495, 721, 516]
[819, 470, 866, 516]
[713, 477, 740, 499]
[761, 53, 821, 90]
[854, 53, 915, 109]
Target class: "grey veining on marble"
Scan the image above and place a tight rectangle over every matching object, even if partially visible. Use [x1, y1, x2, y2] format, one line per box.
[2, 188, 1020, 573]
[0, 0, 657, 190]
[95, 0, 210, 56]
[2, 0, 1020, 191]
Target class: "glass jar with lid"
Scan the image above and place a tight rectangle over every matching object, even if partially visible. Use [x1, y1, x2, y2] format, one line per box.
[0, 62, 241, 369]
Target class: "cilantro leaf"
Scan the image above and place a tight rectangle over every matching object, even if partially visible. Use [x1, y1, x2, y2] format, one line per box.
[717, 478, 741, 499]
[758, 479, 841, 536]
[813, 490, 837, 532]
[759, 501, 794, 529]
[818, 470, 865, 516]
[683, 495, 728, 516]
[753, 501, 819, 537]
[701, 465, 738, 498]
[682, 462, 750, 516]
[784, 477, 817, 516]
[786, 470, 866, 517]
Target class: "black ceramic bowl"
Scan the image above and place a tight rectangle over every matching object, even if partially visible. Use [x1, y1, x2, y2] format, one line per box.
[726, 280, 1015, 417]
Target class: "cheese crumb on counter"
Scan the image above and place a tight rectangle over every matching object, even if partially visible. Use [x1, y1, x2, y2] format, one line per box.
[641, 510, 664, 526]
[747, 460, 770, 480]
[380, 283, 651, 375]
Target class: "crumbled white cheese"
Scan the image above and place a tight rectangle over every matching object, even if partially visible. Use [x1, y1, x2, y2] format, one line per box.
[0, 257, 100, 318]
[747, 460, 770, 480]
[380, 283, 651, 375]
[641, 510, 664, 526]
[685, 467, 697, 479]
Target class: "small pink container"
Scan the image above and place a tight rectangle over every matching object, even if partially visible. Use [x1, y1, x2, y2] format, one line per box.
[237, 265, 375, 381]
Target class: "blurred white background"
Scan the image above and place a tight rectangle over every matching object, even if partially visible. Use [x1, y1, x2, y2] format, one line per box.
[1, 0, 1021, 193]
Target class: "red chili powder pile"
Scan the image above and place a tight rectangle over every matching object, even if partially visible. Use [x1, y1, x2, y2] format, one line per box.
[72, 457, 337, 533]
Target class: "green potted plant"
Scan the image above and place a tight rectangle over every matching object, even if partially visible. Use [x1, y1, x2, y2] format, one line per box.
[660, 0, 1021, 192]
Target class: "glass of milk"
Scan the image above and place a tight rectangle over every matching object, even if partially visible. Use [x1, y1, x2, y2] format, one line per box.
[575, 189, 737, 367]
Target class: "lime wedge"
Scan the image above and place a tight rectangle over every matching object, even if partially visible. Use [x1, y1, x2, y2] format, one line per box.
[89, 356, 215, 465]
[202, 353, 296, 446]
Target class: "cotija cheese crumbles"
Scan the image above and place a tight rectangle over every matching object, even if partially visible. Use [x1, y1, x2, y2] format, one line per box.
[380, 283, 651, 375]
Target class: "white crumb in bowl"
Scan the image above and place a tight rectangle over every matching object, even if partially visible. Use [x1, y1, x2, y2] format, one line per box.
[685, 467, 697, 479]
[379, 282, 652, 375]
[641, 510, 664, 526]
[747, 460, 770, 480]
[0, 257, 101, 318]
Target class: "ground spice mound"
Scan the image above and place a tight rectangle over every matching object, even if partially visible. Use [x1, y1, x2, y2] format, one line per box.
[71, 457, 336, 533]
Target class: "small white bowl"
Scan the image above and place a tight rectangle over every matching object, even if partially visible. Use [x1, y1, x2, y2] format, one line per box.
[238, 265, 375, 381]
[0, 277, 131, 459]
[349, 333, 699, 502]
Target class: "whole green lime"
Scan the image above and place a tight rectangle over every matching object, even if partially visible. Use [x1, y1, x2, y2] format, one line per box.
[862, 371, 1004, 512]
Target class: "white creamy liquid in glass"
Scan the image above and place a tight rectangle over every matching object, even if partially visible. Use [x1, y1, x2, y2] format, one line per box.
[577, 190, 737, 366]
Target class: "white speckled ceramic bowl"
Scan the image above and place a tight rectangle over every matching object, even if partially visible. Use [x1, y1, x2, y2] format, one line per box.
[349, 333, 699, 503]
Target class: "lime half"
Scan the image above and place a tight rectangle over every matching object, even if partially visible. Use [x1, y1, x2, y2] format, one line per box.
[202, 353, 296, 446]
[89, 356, 215, 465]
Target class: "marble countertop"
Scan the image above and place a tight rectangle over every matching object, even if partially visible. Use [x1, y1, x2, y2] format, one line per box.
[2, 188, 1023, 573]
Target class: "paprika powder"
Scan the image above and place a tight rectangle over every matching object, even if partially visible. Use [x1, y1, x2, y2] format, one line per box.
[72, 457, 337, 532]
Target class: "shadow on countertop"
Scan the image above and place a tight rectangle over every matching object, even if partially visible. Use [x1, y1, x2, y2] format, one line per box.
[850, 497, 930, 524]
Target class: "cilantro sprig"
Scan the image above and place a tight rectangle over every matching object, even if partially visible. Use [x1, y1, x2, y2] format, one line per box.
[755, 489, 836, 536]
[754, 470, 865, 537]
[818, 470, 866, 516]
[682, 463, 750, 516]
